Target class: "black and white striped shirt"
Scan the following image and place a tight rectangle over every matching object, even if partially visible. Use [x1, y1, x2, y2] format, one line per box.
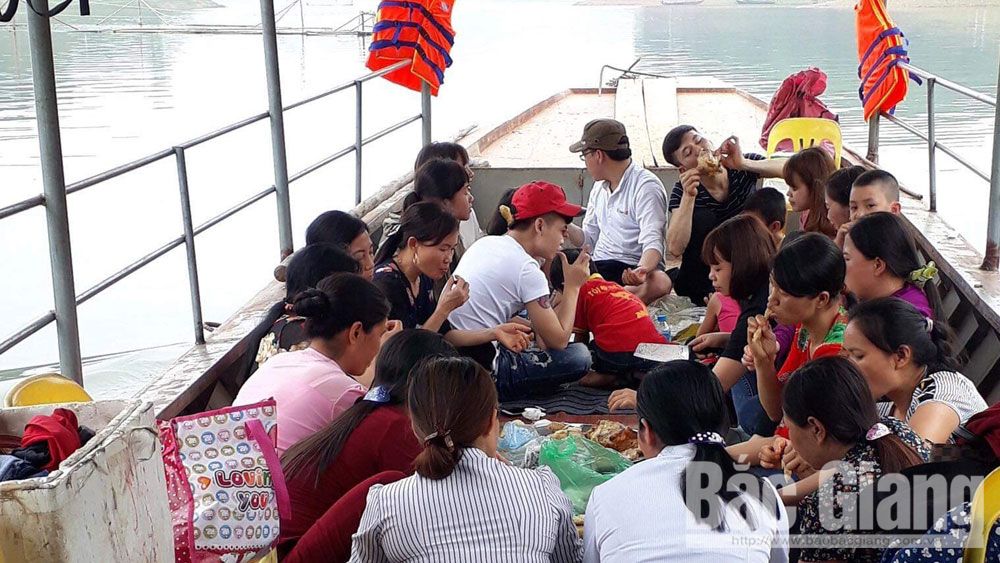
[667, 153, 765, 218]
[349, 447, 582, 562]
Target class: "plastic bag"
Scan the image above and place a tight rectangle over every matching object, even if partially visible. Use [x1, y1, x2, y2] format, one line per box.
[499, 422, 542, 468]
[159, 399, 290, 562]
[538, 435, 632, 514]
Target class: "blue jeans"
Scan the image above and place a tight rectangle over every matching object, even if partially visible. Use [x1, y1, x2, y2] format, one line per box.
[731, 371, 778, 437]
[494, 343, 593, 401]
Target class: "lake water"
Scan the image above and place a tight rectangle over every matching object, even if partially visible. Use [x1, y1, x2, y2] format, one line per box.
[0, 0, 997, 397]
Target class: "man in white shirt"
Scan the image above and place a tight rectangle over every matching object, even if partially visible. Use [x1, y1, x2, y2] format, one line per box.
[569, 119, 671, 305]
[449, 181, 594, 400]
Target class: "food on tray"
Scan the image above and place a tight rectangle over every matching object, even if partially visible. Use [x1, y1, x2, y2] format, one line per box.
[697, 149, 722, 175]
[586, 420, 638, 454]
[573, 514, 585, 526]
[548, 422, 567, 432]
[622, 447, 642, 462]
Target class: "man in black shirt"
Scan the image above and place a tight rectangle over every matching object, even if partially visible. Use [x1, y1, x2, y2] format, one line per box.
[662, 126, 786, 304]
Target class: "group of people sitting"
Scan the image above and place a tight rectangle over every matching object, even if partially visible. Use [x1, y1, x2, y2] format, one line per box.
[229, 121, 997, 562]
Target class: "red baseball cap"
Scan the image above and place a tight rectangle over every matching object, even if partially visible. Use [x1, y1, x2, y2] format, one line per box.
[510, 181, 584, 221]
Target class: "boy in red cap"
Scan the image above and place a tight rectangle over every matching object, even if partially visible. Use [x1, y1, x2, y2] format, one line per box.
[450, 181, 594, 400]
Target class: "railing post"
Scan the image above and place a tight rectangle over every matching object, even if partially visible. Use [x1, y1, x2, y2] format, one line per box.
[421, 81, 432, 146]
[981, 58, 1000, 271]
[26, 0, 83, 385]
[355, 80, 363, 205]
[866, 114, 880, 164]
[259, 0, 294, 259]
[174, 147, 206, 345]
[926, 77, 937, 213]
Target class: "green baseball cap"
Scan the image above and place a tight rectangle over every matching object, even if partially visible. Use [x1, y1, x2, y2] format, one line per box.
[569, 118, 629, 153]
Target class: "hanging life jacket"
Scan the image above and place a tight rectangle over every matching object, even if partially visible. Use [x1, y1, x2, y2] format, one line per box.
[366, 0, 456, 96]
[856, 0, 920, 121]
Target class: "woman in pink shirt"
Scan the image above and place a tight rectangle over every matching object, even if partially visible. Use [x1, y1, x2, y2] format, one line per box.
[235, 272, 392, 453]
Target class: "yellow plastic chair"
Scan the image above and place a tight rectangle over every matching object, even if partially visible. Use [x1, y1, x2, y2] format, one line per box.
[3, 373, 93, 408]
[964, 466, 1000, 563]
[765, 117, 843, 168]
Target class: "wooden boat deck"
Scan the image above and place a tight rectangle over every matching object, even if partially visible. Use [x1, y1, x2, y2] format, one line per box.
[473, 78, 767, 170]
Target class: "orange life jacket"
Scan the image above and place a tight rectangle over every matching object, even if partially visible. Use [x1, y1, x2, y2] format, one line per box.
[366, 0, 456, 96]
[855, 0, 917, 120]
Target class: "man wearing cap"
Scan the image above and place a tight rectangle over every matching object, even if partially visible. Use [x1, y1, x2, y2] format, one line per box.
[570, 119, 671, 305]
[449, 181, 594, 401]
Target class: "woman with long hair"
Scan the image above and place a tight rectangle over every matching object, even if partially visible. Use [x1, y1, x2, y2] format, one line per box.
[586, 360, 787, 562]
[305, 210, 376, 280]
[349, 356, 582, 561]
[843, 211, 940, 320]
[782, 356, 929, 563]
[279, 329, 457, 553]
[844, 298, 986, 444]
[783, 147, 837, 237]
[234, 273, 391, 453]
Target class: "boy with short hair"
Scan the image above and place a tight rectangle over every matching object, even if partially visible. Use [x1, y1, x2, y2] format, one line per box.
[740, 187, 787, 242]
[835, 169, 902, 248]
[550, 248, 666, 385]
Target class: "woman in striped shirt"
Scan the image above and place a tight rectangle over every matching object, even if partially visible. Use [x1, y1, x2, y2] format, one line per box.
[843, 297, 987, 444]
[349, 356, 582, 562]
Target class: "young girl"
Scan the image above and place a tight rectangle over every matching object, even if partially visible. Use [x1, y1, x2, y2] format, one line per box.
[844, 298, 986, 444]
[234, 273, 392, 453]
[782, 356, 930, 563]
[748, 232, 847, 426]
[349, 356, 582, 561]
[824, 165, 865, 232]
[844, 211, 940, 319]
[586, 360, 787, 563]
[373, 202, 531, 352]
[783, 147, 837, 238]
[413, 141, 482, 248]
[280, 329, 457, 556]
[305, 210, 376, 280]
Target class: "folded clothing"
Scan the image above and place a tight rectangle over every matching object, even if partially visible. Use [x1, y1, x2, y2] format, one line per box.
[0, 454, 48, 482]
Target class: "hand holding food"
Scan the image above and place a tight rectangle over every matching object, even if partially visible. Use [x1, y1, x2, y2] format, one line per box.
[697, 148, 722, 175]
[718, 135, 744, 170]
[437, 275, 470, 314]
[759, 436, 789, 469]
[781, 447, 815, 479]
[747, 311, 778, 361]
[679, 169, 700, 198]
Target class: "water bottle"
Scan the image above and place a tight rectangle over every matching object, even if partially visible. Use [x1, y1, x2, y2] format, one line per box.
[655, 313, 672, 343]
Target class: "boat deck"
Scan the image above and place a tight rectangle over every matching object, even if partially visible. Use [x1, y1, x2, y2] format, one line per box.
[473, 78, 767, 169]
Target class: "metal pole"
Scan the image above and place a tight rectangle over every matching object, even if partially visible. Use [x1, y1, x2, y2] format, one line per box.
[981, 57, 1000, 271]
[355, 80, 363, 205]
[260, 0, 294, 259]
[421, 81, 432, 146]
[298, 0, 304, 33]
[174, 148, 206, 345]
[866, 114, 880, 164]
[26, 0, 83, 385]
[926, 78, 937, 213]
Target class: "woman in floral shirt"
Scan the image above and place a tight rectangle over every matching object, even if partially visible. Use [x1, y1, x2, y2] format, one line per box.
[782, 356, 931, 563]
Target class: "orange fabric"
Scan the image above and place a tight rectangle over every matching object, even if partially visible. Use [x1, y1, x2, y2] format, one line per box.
[366, 0, 456, 95]
[856, 0, 909, 120]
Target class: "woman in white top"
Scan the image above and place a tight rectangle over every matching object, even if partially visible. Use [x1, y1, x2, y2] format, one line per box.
[585, 360, 788, 563]
[843, 297, 987, 444]
[349, 356, 582, 562]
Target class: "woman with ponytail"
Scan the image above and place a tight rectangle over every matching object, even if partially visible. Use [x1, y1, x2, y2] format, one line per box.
[279, 329, 457, 553]
[234, 273, 394, 453]
[844, 211, 941, 319]
[349, 357, 582, 562]
[844, 298, 986, 444]
[782, 356, 929, 563]
[586, 360, 787, 562]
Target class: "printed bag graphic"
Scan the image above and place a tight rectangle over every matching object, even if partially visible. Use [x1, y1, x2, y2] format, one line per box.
[159, 399, 291, 562]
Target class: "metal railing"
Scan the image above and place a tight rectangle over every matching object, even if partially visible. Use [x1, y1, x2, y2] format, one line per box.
[866, 60, 1000, 270]
[0, 0, 431, 384]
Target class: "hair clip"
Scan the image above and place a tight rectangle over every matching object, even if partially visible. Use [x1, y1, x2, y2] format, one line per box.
[924, 317, 934, 334]
[362, 385, 391, 404]
[908, 261, 938, 288]
[498, 205, 515, 227]
[423, 429, 455, 451]
[688, 432, 725, 447]
[866, 422, 892, 441]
